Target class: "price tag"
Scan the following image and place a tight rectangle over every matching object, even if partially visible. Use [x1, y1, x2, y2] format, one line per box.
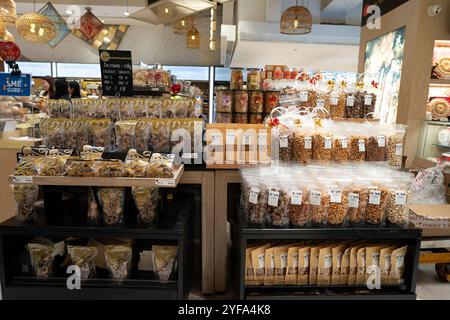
[291, 190, 302, 205]
[324, 254, 333, 268]
[226, 131, 235, 145]
[396, 255, 405, 268]
[304, 253, 310, 268]
[395, 191, 407, 205]
[243, 134, 252, 145]
[155, 178, 176, 186]
[384, 254, 392, 270]
[364, 94, 373, 105]
[249, 187, 260, 204]
[310, 190, 321, 206]
[268, 190, 280, 207]
[372, 253, 380, 266]
[369, 189, 381, 205]
[377, 136, 386, 147]
[300, 91, 308, 102]
[330, 94, 339, 106]
[258, 133, 268, 146]
[316, 99, 325, 109]
[324, 137, 332, 149]
[329, 187, 342, 203]
[281, 253, 288, 268]
[358, 139, 366, 152]
[293, 253, 299, 268]
[348, 193, 359, 208]
[346, 95, 355, 107]
[395, 144, 403, 156]
[304, 136, 312, 149]
[340, 136, 348, 149]
[280, 136, 289, 148]
[12, 176, 33, 183]
[210, 134, 221, 146]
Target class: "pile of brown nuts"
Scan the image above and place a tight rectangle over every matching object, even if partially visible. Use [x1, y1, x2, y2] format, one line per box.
[293, 133, 313, 164]
[267, 188, 289, 227]
[279, 134, 293, 162]
[387, 134, 403, 167]
[312, 134, 332, 161]
[288, 189, 310, 226]
[326, 188, 349, 225]
[348, 136, 366, 161]
[310, 189, 330, 224]
[332, 136, 349, 162]
[347, 187, 369, 224]
[386, 189, 410, 225]
[365, 187, 388, 224]
[366, 136, 386, 161]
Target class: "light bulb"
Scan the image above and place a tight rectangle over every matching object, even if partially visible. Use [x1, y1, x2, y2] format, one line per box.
[181, 20, 185, 26]
[123, 11, 130, 16]
[30, 23, 36, 33]
[191, 35, 195, 40]
[294, 19, 299, 28]
[164, 7, 169, 14]
[39, 28, 44, 36]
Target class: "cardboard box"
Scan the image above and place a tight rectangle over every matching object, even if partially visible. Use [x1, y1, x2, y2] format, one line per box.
[409, 204, 450, 237]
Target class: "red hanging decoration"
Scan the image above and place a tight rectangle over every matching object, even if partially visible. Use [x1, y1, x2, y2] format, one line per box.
[79, 8, 104, 40]
[0, 41, 21, 61]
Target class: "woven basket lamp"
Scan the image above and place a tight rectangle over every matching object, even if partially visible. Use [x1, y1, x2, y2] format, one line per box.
[0, 0, 16, 25]
[0, 18, 5, 38]
[16, 12, 56, 43]
[280, 1, 312, 35]
[1, 28, 14, 41]
[186, 24, 200, 49]
[173, 15, 193, 35]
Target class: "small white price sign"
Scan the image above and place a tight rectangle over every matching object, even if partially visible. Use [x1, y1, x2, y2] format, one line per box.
[346, 95, 355, 107]
[324, 137, 332, 149]
[329, 187, 342, 203]
[210, 134, 222, 146]
[310, 190, 321, 206]
[369, 189, 381, 205]
[358, 139, 366, 152]
[330, 94, 339, 106]
[377, 136, 386, 147]
[364, 94, 373, 105]
[300, 91, 308, 102]
[12, 176, 33, 183]
[395, 144, 403, 156]
[340, 136, 348, 149]
[268, 190, 280, 207]
[226, 131, 235, 145]
[348, 193, 359, 208]
[395, 191, 407, 206]
[291, 190, 302, 205]
[249, 187, 260, 204]
[304, 136, 312, 149]
[280, 136, 289, 148]
[316, 99, 325, 109]
[155, 178, 176, 187]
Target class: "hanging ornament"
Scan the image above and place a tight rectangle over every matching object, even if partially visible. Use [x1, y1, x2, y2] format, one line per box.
[38, 2, 70, 48]
[0, 40, 20, 61]
[280, 0, 312, 35]
[326, 79, 335, 90]
[339, 80, 348, 89]
[79, 7, 104, 40]
[355, 80, 365, 90]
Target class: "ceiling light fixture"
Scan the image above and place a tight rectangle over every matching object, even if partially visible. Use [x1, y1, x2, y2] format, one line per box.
[65, 9, 73, 15]
[123, 0, 130, 16]
[280, 0, 312, 35]
[173, 15, 193, 35]
[186, 21, 199, 49]
[209, 6, 216, 51]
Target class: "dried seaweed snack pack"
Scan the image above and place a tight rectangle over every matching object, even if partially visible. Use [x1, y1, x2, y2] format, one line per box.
[153, 245, 178, 281]
[285, 246, 301, 285]
[27, 242, 55, 278]
[389, 245, 408, 284]
[68, 246, 98, 279]
[89, 119, 113, 151]
[47, 99, 61, 117]
[251, 244, 272, 285]
[104, 245, 132, 281]
[115, 120, 137, 152]
[297, 246, 311, 285]
[149, 119, 171, 153]
[97, 187, 125, 226]
[133, 187, 160, 226]
[12, 184, 39, 222]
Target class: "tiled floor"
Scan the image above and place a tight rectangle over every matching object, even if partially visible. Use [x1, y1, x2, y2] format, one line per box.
[416, 264, 450, 300]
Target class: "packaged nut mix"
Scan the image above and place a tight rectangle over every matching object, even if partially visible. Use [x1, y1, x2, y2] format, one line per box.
[365, 185, 388, 225]
[36, 150, 68, 176]
[264, 247, 275, 286]
[263, 91, 280, 114]
[89, 119, 113, 151]
[309, 187, 329, 225]
[387, 125, 406, 167]
[87, 187, 100, 225]
[266, 185, 289, 227]
[329, 91, 346, 119]
[389, 245, 408, 284]
[247, 69, 261, 90]
[149, 119, 171, 153]
[347, 184, 369, 225]
[97, 187, 125, 226]
[292, 132, 313, 164]
[332, 135, 349, 162]
[145, 99, 161, 118]
[233, 90, 249, 114]
[94, 99, 107, 118]
[106, 98, 121, 122]
[380, 246, 397, 284]
[386, 187, 410, 225]
[132, 98, 147, 118]
[216, 112, 233, 123]
[297, 246, 311, 285]
[245, 182, 268, 227]
[145, 153, 174, 178]
[42, 118, 65, 148]
[251, 244, 271, 285]
[366, 130, 387, 162]
[278, 131, 293, 162]
[115, 121, 137, 152]
[287, 186, 310, 227]
[326, 184, 349, 226]
[348, 244, 365, 285]
[339, 247, 351, 285]
[47, 99, 61, 118]
[348, 135, 367, 161]
[312, 133, 333, 161]
[356, 246, 366, 285]
[359, 91, 376, 118]
[249, 91, 264, 113]
[345, 86, 359, 118]
[309, 245, 321, 285]
[123, 149, 150, 177]
[134, 120, 151, 151]
[133, 187, 160, 227]
[317, 246, 333, 286]
[119, 98, 135, 120]
[274, 245, 289, 285]
[216, 90, 233, 113]
[331, 244, 346, 285]
[285, 246, 301, 285]
[230, 68, 244, 90]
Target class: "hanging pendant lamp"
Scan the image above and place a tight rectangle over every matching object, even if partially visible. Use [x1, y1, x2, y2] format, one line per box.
[16, 1, 56, 43]
[280, 0, 312, 35]
[0, 0, 16, 25]
[0, 18, 5, 38]
[1, 28, 14, 41]
[186, 23, 200, 49]
[173, 15, 193, 35]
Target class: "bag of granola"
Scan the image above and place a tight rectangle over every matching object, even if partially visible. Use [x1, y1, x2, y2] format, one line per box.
[274, 245, 289, 285]
[285, 246, 301, 285]
[317, 246, 333, 286]
[389, 245, 408, 284]
[251, 244, 271, 285]
[380, 246, 397, 284]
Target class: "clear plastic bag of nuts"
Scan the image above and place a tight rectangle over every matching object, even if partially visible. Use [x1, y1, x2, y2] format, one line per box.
[331, 130, 349, 162]
[387, 124, 407, 168]
[312, 131, 333, 162]
[365, 124, 387, 162]
[309, 184, 329, 225]
[346, 179, 370, 225]
[278, 129, 293, 162]
[385, 177, 413, 225]
[348, 127, 367, 162]
[241, 173, 268, 227]
[292, 129, 313, 164]
[266, 183, 289, 228]
[325, 179, 350, 226]
[115, 121, 137, 152]
[365, 183, 389, 225]
[287, 181, 310, 227]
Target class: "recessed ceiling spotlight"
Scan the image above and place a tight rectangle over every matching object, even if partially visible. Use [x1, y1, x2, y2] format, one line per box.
[101, 19, 105, 23]
[65, 10, 73, 15]
[123, 11, 130, 16]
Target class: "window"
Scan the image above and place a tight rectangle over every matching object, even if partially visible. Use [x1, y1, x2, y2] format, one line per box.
[162, 65, 209, 81]
[11, 62, 52, 77]
[56, 63, 101, 78]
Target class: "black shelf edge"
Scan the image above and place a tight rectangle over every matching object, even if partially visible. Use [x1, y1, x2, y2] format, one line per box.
[245, 283, 406, 290]
[245, 293, 416, 300]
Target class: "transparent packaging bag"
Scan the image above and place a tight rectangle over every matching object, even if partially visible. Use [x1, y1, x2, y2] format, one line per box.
[365, 124, 387, 162]
[347, 179, 370, 225]
[266, 182, 289, 228]
[11, 184, 39, 223]
[278, 128, 293, 162]
[119, 98, 135, 120]
[348, 127, 367, 161]
[104, 245, 132, 281]
[123, 149, 150, 177]
[147, 99, 162, 118]
[332, 128, 349, 162]
[27, 242, 55, 279]
[153, 245, 178, 281]
[170, 98, 188, 118]
[292, 128, 313, 164]
[312, 131, 333, 161]
[134, 120, 151, 151]
[97, 187, 125, 226]
[145, 153, 174, 178]
[84, 99, 97, 118]
[68, 245, 98, 279]
[89, 119, 113, 151]
[115, 120, 137, 152]
[329, 88, 346, 119]
[66, 159, 95, 177]
[92, 159, 124, 177]
[287, 181, 310, 227]
[71, 98, 83, 118]
[387, 124, 406, 167]
[326, 180, 350, 226]
[43, 118, 65, 148]
[344, 85, 358, 118]
[149, 120, 171, 153]
[106, 98, 121, 122]
[365, 183, 389, 225]
[60, 99, 71, 118]
[242, 174, 268, 227]
[309, 184, 329, 225]
[87, 187, 100, 225]
[133, 187, 160, 227]
[94, 99, 107, 118]
[133, 98, 147, 118]
[386, 178, 413, 225]
[47, 99, 61, 118]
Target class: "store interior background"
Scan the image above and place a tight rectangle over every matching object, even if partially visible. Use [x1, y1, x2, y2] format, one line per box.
[1, 0, 450, 300]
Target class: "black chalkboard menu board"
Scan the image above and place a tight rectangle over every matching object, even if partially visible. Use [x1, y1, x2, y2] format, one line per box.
[99, 50, 133, 97]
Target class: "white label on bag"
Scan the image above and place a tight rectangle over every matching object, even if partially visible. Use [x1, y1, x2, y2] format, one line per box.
[396, 255, 405, 269]
[310, 190, 321, 206]
[384, 254, 392, 270]
[281, 253, 288, 268]
[324, 254, 333, 268]
[346, 95, 354, 106]
[304, 253, 310, 268]
[340, 136, 348, 149]
[270, 254, 275, 268]
[280, 136, 289, 148]
[330, 94, 339, 106]
[324, 137, 332, 149]
[316, 99, 325, 109]
[258, 254, 265, 269]
[348, 193, 359, 208]
[395, 191, 407, 206]
[395, 144, 403, 156]
[155, 178, 176, 186]
[300, 91, 308, 102]
[268, 190, 280, 207]
[369, 190, 381, 205]
[329, 187, 342, 203]
[372, 253, 380, 266]
[52, 241, 65, 257]
[358, 139, 366, 152]
[226, 131, 235, 145]
[361, 253, 366, 268]
[377, 136, 386, 147]
[12, 176, 33, 183]
[291, 190, 302, 205]
[304, 136, 312, 149]
[293, 253, 299, 268]
[249, 187, 260, 204]
[243, 134, 252, 145]
[211, 134, 221, 146]
[364, 94, 373, 105]
[258, 133, 268, 146]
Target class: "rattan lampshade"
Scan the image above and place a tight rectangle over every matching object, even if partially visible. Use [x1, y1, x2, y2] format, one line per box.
[1, 28, 14, 41]
[16, 13, 56, 43]
[0, 18, 5, 38]
[186, 25, 200, 49]
[280, 4, 312, 35]
[173, 15, 193, 35]
[0, 0, 16, 25]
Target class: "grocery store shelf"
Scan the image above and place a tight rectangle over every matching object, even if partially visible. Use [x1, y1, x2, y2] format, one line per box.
[430, 78, 450, 86]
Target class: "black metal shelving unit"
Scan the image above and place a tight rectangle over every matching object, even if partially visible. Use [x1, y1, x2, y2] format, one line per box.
[0, 209, 191, 300]
[235, 214, 422, 300]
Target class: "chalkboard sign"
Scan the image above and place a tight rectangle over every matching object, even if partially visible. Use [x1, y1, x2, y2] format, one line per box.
[99, 50, 133, 97]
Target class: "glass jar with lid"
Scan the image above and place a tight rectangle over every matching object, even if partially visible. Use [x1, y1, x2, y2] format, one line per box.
[230, 68, 244, 90]
[247, 68, 261, 90]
